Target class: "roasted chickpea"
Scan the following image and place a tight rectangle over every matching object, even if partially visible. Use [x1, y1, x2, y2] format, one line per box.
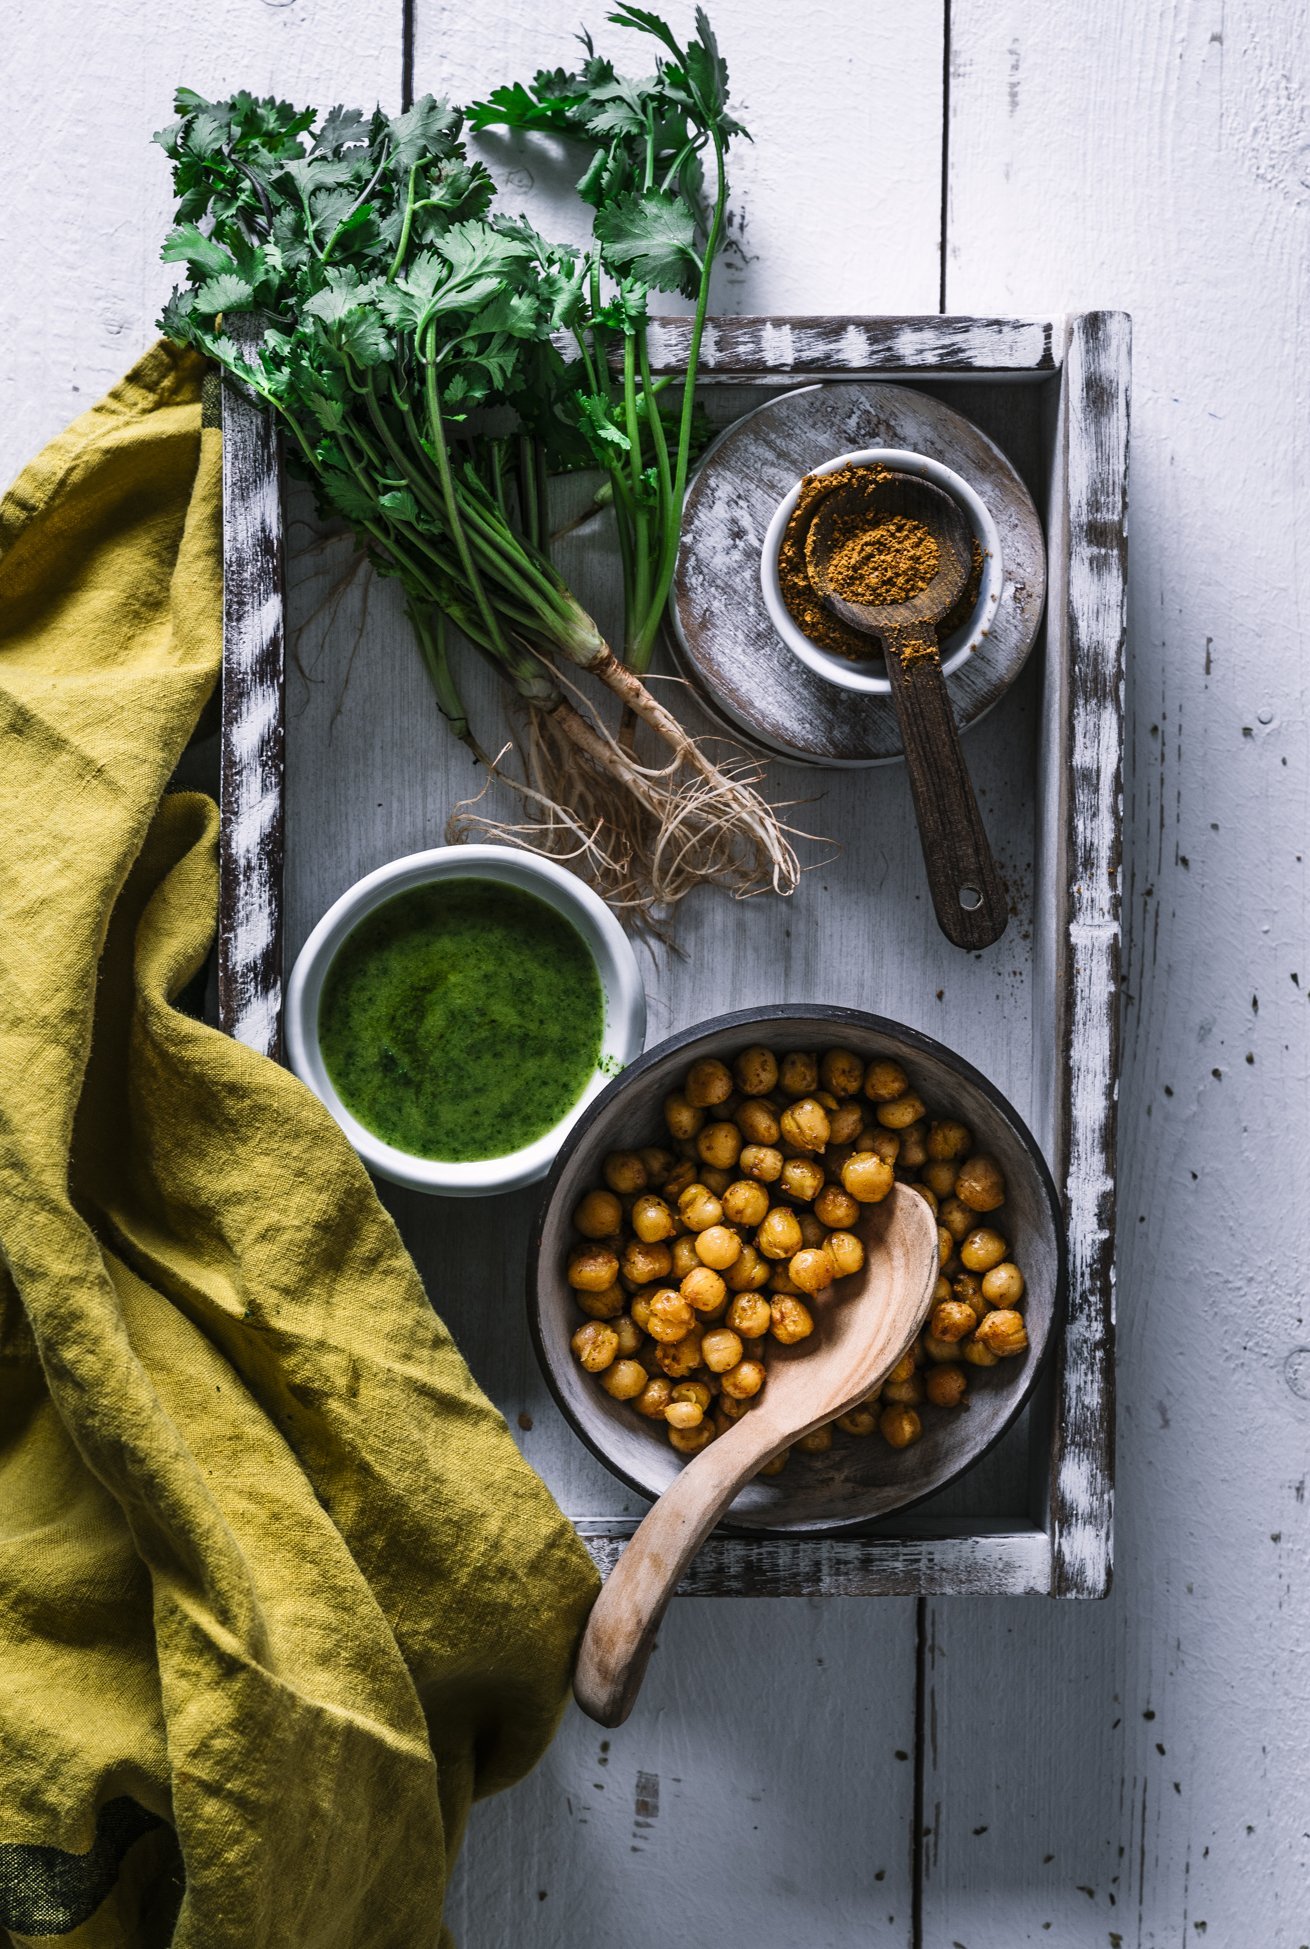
[779, 1097, 831, 1153]
[879, 1405, 923, 1448]
[639, 1144, 675, 1181]
[955, 1154, 1007, 1212]
[910, 1182, 940, 1216]
[629, 1291, 655, 1334]
[756, 1206, 804, 1260]
[612, 1314, 644, 1358]
[739, 1143, 783, 1184]
[924, 1364, 968, 1408]
[885, 1350, 917, 1388]
[876, 1091, 927, 1130]
[697, 1120, 743, 1170]
[647, 1288, 695, 1342]
[661, 1158, 697, 1200]
[824, 1230, 865, 1278]
[769, 1293, 815, 1344]
[841, 1152, 896, 1204]
[602, 1149, 647, 1194]
[600, 1358, 648, 1401]
[656, 1327, 704, 1378]
[960, 1226, 1009, 1273]
[865, 1128, 902, 1166]
[777, 1158, 822, 1206]
[680, 1265, 728, 1315]
[768, 1266, 801, 1295]
[635, 1375, 674, 1418]
[671, 1233, 702, 1280]
[720, 1359, 766, 1402]
[836, 1405, 879, 1437]
[699, 1166, 731, 1197]
[776, 1049, 817, 1098]
[922, 1330, 961, 1363]
[796, 1210, 827, 1249]
[932, 1274, 952, 1304]
[684, 1057, 734, 1109]
[672, 1380, 712, 1411]
[668, 1419, 715, 1454]
[962, 1336, 1000, 1368]
[678, 1183, 724, 1232]
[571, 1321, 619, 1372]
[573, 1187, 623, 1238]
[700, 1327, 744, 1374]
[621, 1238, 672, 1286]
[663, 1091, 704, 1140]
[696, 1224, 742, 1271]
[974, 1309, 1028, 1357]
[577, 1282, 626, 1320]
[734, 1097, 781, 1145]
[982, 1262, 1026, 1307]
[733, 1044, 779, 1096]
[664, 1397, 704, 1430]
[722, 1179, 770, 1228]
[930, 1298, 977, 1344]
[723, 1243, 771, 1293]
[567, 1244, 620, 1292]
[789, 1246, 836, 1294]
[816, 1047, 862, 1098]
[922, 1159, 959, 1199]
[951, 1272, 987, 1320]
[756, 1446, 790, 1476]
[727, 1291, 772, 1338]
[718, 1388, 751, 1421]
[631, 1193, 677, 1243]
[815, 1182, 860, 1229]
[938, 1195, 975, 1242]
[897, 1122, 929, 1169]
[827, 1100, 865, 1145]
[796, 1423, 834, 1455]
[927, 1118, 973, 1161]
[864, 1058, 909, 1102]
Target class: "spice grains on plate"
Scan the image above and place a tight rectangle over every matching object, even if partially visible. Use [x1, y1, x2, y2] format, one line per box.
[778, 462, 982, 661]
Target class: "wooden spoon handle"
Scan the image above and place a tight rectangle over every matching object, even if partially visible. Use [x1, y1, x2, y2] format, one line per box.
[573, 1413, 778, 1728]
[882, 627, 1009, 950]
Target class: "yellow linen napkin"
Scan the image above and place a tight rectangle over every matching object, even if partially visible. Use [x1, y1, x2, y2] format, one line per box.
[0, 341, 598, 1948]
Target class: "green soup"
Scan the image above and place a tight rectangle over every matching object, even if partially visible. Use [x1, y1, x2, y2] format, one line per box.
[318, 877, 605, 1162]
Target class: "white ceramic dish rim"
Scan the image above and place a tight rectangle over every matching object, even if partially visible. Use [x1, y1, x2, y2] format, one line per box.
[284, 844, 647, 1197]
[759, 446, 1004, 697]
[529, 1003, 1067, 1537]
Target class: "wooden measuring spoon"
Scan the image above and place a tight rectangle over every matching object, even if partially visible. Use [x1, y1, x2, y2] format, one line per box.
[572, 1182, 940, 1728]
[804, 471, 1009, 950]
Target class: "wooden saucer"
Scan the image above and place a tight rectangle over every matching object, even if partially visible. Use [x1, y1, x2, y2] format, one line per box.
[670, 382, 1046, 767]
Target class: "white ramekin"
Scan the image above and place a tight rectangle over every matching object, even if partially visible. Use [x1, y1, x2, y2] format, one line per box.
[284, 845, 647, 1197]
[759, 447, 1003, 696]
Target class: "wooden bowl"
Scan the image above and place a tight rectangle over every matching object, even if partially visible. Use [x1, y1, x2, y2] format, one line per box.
[529, 1006, 1065, 1536]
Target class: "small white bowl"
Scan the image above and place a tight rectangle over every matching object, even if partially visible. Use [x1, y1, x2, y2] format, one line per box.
[759, 447, 1003, 696]
[285, 845, 646, 1198]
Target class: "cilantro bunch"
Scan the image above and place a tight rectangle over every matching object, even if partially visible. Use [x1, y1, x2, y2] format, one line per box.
[155, 19, 798, 910]
[472, 4, 744, 678]
[157, 88, 604, 741]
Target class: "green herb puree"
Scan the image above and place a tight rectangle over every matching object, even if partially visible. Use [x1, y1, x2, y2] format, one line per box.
[319, 878, 604, 1162]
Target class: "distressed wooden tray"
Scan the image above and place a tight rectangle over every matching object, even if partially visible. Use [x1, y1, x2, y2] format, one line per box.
[217, 313, 1128, 1599]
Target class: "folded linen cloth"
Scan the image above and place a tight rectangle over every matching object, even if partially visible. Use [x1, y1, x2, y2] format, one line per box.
[0, 342, 598, 1948]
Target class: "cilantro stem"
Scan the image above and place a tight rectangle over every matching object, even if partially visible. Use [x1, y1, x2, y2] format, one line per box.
[419, 317, 515, 665]
[321, 145, 391, 264]
[621, 331, 651, 634]
[387, 161, 421, 280]
[410, 604, 481, 753]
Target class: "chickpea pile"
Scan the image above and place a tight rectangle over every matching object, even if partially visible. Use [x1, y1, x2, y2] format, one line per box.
[565, 1043, 1031, 1472]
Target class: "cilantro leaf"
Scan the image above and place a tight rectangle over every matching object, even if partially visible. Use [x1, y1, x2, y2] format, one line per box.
[195, 270, 256, 314]
[161, 221, 236, 280]
[594, 188, 699, 295]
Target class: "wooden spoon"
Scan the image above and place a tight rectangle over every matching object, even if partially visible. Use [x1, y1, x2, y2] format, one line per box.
[572, 1182, 940, 1727]
[804, 470, 1009, 950]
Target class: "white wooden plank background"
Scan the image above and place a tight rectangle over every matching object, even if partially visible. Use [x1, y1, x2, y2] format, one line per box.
[4, 2, 1306, 1946]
